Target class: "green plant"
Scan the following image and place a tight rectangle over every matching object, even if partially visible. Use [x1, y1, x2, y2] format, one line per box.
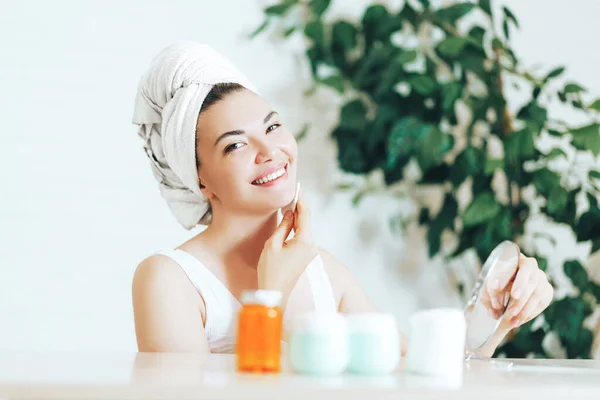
[253, 0, 600, 358]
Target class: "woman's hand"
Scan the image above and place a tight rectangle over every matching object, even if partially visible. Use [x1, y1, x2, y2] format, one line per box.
[475, 253, 553, 357]
[483, 253, 553, 328]
[257, 192, 318, 309]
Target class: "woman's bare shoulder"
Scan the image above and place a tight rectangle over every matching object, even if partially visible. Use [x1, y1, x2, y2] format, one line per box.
[132, 254, 201, 306]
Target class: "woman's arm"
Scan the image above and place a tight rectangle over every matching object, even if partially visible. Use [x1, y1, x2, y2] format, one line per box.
[132, 255, 209, 353]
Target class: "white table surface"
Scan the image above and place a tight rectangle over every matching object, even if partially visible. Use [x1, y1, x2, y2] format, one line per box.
[0, 352, 599, 399]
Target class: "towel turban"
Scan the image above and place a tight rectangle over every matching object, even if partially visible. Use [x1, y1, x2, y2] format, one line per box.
[132, 42, 258, 229]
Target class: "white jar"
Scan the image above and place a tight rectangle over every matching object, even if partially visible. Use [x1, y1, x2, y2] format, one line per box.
[345, 313, 400, 375]
[289, 312, 348, 376]
[405, 308, 466, 378]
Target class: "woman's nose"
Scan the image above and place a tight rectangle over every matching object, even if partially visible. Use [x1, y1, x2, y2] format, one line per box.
[254, 140, 277, 164]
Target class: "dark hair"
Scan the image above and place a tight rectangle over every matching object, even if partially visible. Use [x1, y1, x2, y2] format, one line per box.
[195, 83, 245, 223]
[195, 82, 245, 169]
[200, 82, 245, 113]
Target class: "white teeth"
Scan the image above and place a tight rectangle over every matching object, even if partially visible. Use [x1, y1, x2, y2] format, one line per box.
[254, 168, 286, 185]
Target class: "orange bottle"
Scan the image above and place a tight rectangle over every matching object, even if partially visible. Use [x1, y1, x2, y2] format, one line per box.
[236, 290, 283, 373]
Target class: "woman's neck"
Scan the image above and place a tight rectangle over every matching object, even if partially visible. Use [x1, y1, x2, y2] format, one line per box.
[200, 211, 280, 267]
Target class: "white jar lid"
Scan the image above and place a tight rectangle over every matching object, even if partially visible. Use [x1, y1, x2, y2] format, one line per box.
[409, 307, 465, 325]
[292, 312, 347, 333]
[345, 313, 398, 334]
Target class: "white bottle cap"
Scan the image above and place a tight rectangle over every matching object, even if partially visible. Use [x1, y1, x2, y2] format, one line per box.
[240, 290, 282, 307]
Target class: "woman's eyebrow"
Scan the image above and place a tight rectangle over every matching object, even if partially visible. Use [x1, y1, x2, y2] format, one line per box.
[213, 111, 279, 147]
[264, 111, 278, 123]
[214, 129, 244, 147]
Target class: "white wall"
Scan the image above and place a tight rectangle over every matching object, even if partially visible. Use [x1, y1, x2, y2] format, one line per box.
[0, 0, 598, 351]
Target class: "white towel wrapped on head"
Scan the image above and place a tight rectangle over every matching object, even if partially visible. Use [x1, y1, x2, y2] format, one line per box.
[132, 42, 257, 229]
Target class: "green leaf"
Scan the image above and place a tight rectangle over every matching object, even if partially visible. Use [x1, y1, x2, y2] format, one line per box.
[265, 2, 292, 15]
[589, 281, 600, 302]
[545, 147, 567, 159]
[589, 170, 600, 180]
[309, 0, 331, 17]
[537, 257, 549, 272]
[334, 182, 355, 191]
[479, 0, 492, 17]
[564, 260, 589, 293]
[320, 75, 345, 94]
[396, 50, 418, 65]
[436, 36, 469, 57]
[283, 26, 296, 38]
[387, 117, 424, 164]
[532, 168, 561, 196]
[333, 130, 369, 174]
[502, 6, 519, 28]
[546, 189, 578, 226]
[571, 123, 600, 156]
[504, 128, 535, 163]
[544, 66, 565, 81]
[332, 20, 358, 51]
[451, 147, 484, 185]
[564, 82, 587, 94]
[435, 3, 476, 23]
[420, 163, 450, 184]
[517, 102, 547, 133]
[593, 238, 600, 254]
[575, 207, 600, 242]
[468, 26, 486, 47]
[362, 4, 390, 47]
[338, 99, 368, 131]
[418, 129, 453, 171]
[587, 192, 599, 209]
[547, 129, 563, 137]
[441, 81, 462, 111]
[410, 75, 437, 95]
[427, 194, 458, 257]
[462, 192, 501, 227]
[485, 159, 504, 175]
[250, 19, 270, 38]
[295, 123, 309, 141]
[502, 19, 510, 40]
[565, 328, 594, 359]
[418, 207, 430, 224]
[544, 297, 586, 346]
[304, 20, 325, 46]
[589, 99, 600, 111]
[547, 186, 569, 215]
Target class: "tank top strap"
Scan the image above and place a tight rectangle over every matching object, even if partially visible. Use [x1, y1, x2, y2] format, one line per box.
[157, 249, 240, 340]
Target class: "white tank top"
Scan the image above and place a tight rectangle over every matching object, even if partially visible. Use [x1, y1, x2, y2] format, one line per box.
[157, 249, 337, 353]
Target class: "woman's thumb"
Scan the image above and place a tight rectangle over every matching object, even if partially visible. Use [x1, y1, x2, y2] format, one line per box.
[269, 211, 294, 246]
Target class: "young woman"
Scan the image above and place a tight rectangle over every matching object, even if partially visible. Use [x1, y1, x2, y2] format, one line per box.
[131, 42, 553, 356]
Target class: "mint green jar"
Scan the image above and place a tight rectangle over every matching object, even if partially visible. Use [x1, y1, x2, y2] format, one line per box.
[289, 313, 348, 376]
[346, 314, 400, 375]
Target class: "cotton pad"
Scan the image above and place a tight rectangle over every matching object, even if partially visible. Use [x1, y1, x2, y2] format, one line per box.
[282, 183, 301, 214]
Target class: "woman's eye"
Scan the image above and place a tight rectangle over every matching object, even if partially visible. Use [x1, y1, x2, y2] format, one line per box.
[225, 142, 244, 153]
[267, 123, 281, 133]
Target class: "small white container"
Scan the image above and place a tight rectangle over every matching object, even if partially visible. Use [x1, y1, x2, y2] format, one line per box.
[289, 312, 348, 376]
[405, 308, 466, 378]
[345, 313, 400, 375]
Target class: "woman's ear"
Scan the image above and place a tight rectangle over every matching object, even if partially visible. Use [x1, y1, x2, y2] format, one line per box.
[199, 178, 216, 200]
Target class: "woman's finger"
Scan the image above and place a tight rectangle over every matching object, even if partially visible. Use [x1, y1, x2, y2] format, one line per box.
[506, 259, 538, 319]
[293, 189, 312, 242]
[267, 211, 295, 248]
[511, 294, 540, 327]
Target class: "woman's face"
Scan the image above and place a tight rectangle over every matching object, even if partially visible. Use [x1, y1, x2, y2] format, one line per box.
[195, 89, 298, 218]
